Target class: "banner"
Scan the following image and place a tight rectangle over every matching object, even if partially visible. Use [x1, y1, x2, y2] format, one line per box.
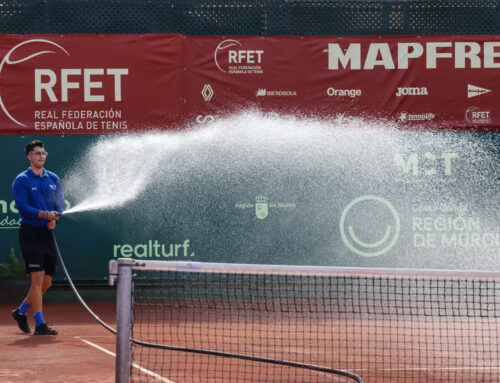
[0, 132, 498, 280]
[0, 34, 183, 134]
[186, 35, 500, 130]
[0, 34, 499, 133]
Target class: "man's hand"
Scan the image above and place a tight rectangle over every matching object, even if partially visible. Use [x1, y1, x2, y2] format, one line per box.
[46, 211, 59, 221]
[47, 221, 56, 230]
[38, 210, 60, 221]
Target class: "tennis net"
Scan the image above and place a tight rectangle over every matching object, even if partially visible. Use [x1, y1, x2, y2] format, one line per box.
[110, 259, 500, 383]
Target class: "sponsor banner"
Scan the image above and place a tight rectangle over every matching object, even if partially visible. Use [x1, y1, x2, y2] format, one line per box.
[0, 132, 497, 280]
[0, 34, 500, 133]
[185, 35, 500, 130]
[0, 34, 183, 134]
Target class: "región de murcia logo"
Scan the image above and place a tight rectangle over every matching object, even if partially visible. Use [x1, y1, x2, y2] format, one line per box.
[235, 195, 296, 220]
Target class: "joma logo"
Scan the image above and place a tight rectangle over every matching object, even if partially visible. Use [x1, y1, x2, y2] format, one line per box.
[396, 87, 428, 97]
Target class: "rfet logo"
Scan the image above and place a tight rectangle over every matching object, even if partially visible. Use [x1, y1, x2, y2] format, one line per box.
[214, 39, 264, 74]
[465, 106, 491, 124]
[0, 39, 128, 128]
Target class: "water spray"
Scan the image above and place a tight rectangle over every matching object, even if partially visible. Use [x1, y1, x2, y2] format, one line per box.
[61, 111, 499, 269]
[54, 111, 497, 382]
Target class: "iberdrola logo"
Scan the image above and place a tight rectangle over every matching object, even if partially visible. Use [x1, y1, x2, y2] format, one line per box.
[255, 195, 269, 220]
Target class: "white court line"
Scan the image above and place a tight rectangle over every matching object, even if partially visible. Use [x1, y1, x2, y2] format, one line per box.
[75, 336, 175, 383]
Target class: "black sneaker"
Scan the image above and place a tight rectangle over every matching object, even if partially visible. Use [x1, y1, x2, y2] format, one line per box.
[34, 322, 58, 336]
[11, 308, 30, 333]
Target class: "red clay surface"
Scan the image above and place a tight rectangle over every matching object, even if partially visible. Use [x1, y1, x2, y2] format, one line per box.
[2, 301, 499, 383]
[0, 302, 116, 383]
[131, 305, 500, 383]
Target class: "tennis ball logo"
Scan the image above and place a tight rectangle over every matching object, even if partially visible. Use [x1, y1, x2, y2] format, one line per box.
[214, 39, 242, 73]
[340, 195, 400, 257]
[0, 39, 69, 127]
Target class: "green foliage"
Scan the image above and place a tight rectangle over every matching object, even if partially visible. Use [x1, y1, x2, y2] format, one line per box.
[0, 248, 27, 278]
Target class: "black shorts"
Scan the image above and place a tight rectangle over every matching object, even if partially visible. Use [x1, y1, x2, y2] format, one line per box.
[19, 223, 58, 276]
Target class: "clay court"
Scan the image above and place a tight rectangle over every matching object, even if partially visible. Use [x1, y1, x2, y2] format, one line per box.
[2, 293, 500, 383]
[0, 302, 116, 383]
[129, 306, 500, 383]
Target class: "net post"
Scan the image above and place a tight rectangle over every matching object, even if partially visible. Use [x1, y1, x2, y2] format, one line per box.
[115, 258, 133, 383]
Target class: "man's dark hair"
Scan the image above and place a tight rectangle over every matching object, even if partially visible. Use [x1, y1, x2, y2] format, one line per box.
[25, 140, 44, 156]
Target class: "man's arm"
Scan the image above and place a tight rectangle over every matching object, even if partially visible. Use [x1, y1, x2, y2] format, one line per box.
[12, 176, 40, 219]
[43, 175, 64, 225]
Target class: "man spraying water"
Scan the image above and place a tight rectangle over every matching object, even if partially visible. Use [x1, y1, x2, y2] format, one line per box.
[11, 140, 65, 336]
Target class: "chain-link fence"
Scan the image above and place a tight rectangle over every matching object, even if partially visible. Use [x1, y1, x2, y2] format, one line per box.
[0, 0, 499, 35]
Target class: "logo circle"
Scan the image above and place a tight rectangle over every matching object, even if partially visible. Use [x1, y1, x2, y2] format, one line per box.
[340, 195, 400, 257]
[214, 39, 242, 73]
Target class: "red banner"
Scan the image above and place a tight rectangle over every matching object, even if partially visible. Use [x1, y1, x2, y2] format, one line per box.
[186, 35, 500, 130]
[0, 34, 183, 134]
[0, 34, 499, 133]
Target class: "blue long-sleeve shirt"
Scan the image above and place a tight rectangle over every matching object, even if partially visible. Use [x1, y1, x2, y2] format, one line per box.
[12, 168, 65, 228]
